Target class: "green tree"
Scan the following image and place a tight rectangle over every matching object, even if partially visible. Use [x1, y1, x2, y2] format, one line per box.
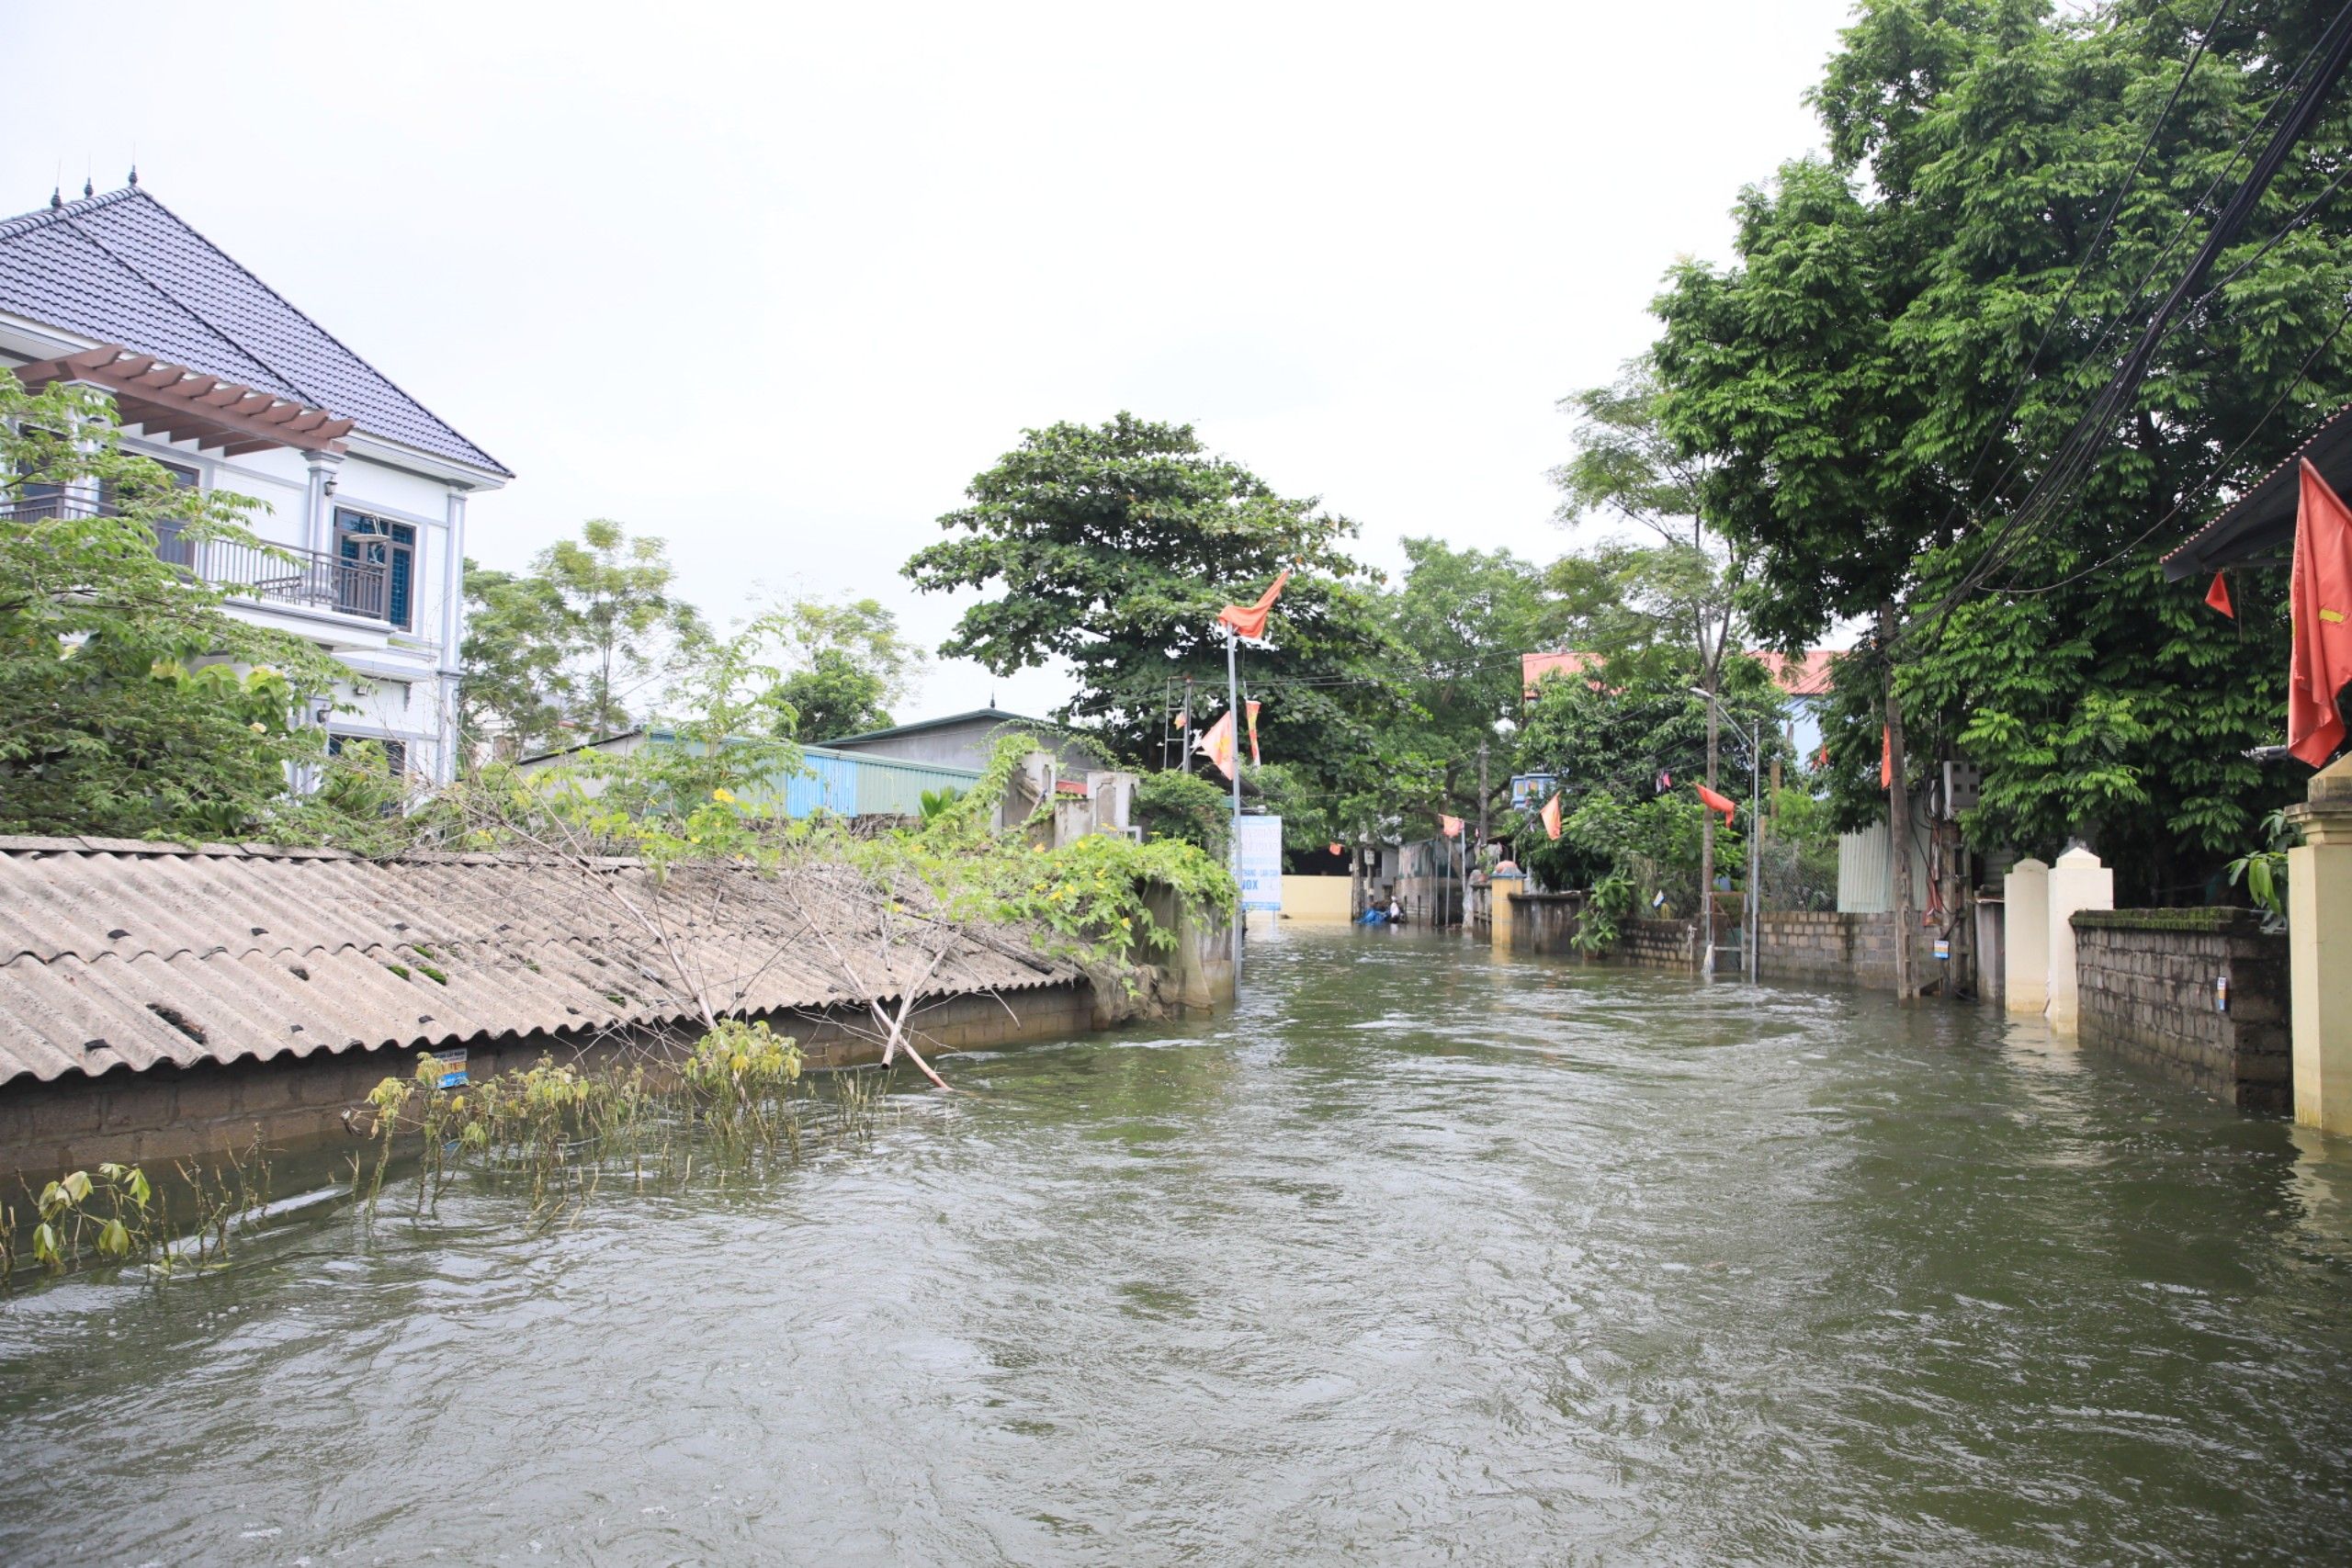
[1650, 0, 2352, 898]
[903, 413, 1399, 794]
[764, 596, 925, 740]
[459, 519, 706, 759]
[1555, 360, 1753, 946]
[0, 378, 345, 840]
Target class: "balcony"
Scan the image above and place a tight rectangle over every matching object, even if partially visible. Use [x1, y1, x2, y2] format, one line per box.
[4, 493, 388, 621]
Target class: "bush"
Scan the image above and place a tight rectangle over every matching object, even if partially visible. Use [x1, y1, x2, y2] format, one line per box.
[1135, 769, 1231, 857]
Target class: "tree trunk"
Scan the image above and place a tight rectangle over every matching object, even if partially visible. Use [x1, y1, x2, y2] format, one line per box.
[1351, 842, 1365, 919]
[1881, 602, 1916, 1001]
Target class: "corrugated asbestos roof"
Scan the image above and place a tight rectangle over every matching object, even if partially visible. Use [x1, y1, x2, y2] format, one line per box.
[0, 187, 509, 477]
[0, 838, 1080, 1088]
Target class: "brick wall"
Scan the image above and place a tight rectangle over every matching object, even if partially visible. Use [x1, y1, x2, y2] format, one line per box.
[1615, 918, 1700, 972]
[1757, 911, 1898, 990]
[2072, 908, 2290, 1111]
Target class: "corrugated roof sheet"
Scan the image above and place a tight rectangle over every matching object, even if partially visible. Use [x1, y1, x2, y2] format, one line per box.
[0, 187, 509, 477]
[0, 838, 1080, 1087]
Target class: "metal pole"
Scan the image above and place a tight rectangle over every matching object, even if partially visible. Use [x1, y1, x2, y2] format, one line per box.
[1226, 626, 1243, 970]
[1747, 716, 1761, 982]
[1180, 677, 1193, 773]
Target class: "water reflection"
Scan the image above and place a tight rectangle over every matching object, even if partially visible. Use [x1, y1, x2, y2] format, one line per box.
[4, 927, 2350, 1565]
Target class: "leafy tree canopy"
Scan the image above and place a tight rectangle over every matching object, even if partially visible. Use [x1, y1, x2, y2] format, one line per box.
[763, 596, 925, 742]
[903, 413, 1399, 796]
[0, 379, 347, 841]
[1649, 0, 2351, 896]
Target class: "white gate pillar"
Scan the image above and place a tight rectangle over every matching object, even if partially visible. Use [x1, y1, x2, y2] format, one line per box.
[2005, 858, 2050, 1015]
[2045, 844, 2113, 1036]
[2287, 754, 2352, 1135]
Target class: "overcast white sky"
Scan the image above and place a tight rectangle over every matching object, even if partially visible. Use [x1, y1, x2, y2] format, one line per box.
[4, 0, 1851, 720]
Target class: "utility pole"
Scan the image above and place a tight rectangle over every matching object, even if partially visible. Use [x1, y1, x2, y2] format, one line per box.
[1225, 626, 1243, 970]
[1476, 740, 1489, 862]
[1881, 602, 1916, 1001]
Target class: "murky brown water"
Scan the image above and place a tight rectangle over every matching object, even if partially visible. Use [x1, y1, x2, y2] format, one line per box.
[6, 926, 2352, 1564]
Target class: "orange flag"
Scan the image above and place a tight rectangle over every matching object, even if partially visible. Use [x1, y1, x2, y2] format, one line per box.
[2291, 459, 2352, 768]
[1246, 698, 1261, 766]
[1695, 782, 1737, 825]
[1440, 814, 1464, 838]
[1541, 792, 1564, 841]
[1217, 570, 1291, 641]
[1879, 727, 1893, 789]
[1193, 708, 1238, 780]
[2206, 570, 2234, 618]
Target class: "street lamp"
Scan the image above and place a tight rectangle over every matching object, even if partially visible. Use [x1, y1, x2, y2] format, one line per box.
[1691, 688, 1763, 981]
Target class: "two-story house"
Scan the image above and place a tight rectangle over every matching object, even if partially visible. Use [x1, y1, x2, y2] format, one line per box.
[0, 182, 511, 784]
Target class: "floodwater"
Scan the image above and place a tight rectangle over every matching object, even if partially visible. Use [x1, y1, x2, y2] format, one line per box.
[6, 928, 2352, 1564]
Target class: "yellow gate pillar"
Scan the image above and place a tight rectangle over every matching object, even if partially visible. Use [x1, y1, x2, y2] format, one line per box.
[1488, 868, 1523, 951]
[2287, 755, 2352, 1135]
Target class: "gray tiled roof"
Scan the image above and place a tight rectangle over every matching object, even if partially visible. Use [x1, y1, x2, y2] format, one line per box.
[0, 838, 1077, 1086]
[0, 188, 509, 477]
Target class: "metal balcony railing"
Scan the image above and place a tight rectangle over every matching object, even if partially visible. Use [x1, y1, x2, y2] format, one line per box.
[4, 492, 389, 621]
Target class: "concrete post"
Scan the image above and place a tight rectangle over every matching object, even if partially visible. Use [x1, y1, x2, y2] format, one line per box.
[2044, 844, 2113, 1036]
[2286, 754, 2352, 1135]
[2005, 857, 2050, 1015]
[1488, 869, 1523, 951]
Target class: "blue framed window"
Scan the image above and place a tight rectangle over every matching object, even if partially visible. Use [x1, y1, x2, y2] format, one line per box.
[334, 508, 415, 628]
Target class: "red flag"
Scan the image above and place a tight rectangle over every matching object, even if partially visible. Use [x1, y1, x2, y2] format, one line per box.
[1328, 841, 1343, 856]
[1440, 814, 1464, 838]
[2290, 459, 2352, 768]
[1695, 782, 1737, 825]
[1217, 570, 1291, 641]
[1815, 742, 1829, 769]
[1879, 727, 1893, 789]
[1192, 708, 1238, 780]
[2206, 570, 2234, 619]
[1245, 698, 1261, 766]
[1541, 792, 1563, 841]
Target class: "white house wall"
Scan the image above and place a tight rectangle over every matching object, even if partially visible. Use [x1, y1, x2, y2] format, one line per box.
[107, 425, 472, 784]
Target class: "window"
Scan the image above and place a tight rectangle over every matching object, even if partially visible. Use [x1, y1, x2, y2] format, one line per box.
[327, 733, 409, 774]
[334, 507, 415, 627]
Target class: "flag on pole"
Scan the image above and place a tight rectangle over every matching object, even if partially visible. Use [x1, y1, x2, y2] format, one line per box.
[1879, 727, 1893, 789]
[2206, 570, 2234, 618]
[1815, 742, 1830, 769]
[1246, 698, 1261, 766]
[1440, 814, 1464, 838]
[1217, 570, 1292, 642]
[1541, 792, 1564, 841]
[1329, 841, 1344, 856]
[1192, 707, 1238, 780]
[1695, 782, 1737, 825]
[1656, 769, 1672, 793]
[2291, 458, 2352, 767]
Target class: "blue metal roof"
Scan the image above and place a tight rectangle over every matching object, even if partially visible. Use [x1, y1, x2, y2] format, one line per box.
[0, 187, 509, 477]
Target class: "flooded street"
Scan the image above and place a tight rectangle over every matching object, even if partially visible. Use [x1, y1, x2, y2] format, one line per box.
[7, 927, 2352, 1563]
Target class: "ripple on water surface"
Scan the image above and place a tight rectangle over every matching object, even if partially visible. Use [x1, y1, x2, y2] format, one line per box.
[6, 926, 2352, 1564]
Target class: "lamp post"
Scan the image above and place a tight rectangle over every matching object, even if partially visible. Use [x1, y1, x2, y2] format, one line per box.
[1692, 689, 1763, 980]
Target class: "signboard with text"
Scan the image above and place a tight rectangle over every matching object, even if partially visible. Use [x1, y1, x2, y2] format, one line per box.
[1236, 814, 1284, 913]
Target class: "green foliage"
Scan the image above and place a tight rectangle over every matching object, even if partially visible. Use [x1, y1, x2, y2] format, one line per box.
[763, 596, 924, 741]
[2227, 807, 2299, 920]
[919, 786, 964, 822]
[460, 518, 706, 758]
[1572, 870, 1639, 955]
[903, 412, 1399, 792]
[0, 378, 348, 841]
[1648, 0, 2348, 895]
[1135, 768, 1232, 857]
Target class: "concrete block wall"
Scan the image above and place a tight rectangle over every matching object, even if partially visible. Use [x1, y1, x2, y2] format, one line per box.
[1756, 911, 1898, 990]
[2072, 908, 2290, 1111]
[1615, 918, 1701, 972]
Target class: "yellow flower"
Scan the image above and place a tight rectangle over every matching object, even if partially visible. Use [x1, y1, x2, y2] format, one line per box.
[712, 787, 738, 804]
